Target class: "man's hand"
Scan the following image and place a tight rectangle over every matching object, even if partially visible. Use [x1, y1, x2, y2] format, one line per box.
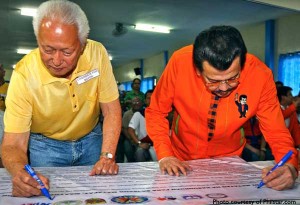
[159, 156, 192, 176]
[292, 97, 300, 108]
[12, 168, 49, 197]
[261, 164, 297, 190]
[89, 157, 119, 176]
[139, 142, 150, 150]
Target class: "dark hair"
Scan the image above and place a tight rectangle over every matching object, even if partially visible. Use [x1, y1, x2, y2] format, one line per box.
[277, 86, 292, 102]
[275, 81, 284, 87]
[145, 89, 154, 98]
[239, 94, 247, 101]
[132, 78, 141, 83]
[193, 25, 247, 72]
[131, 78, 141, 88]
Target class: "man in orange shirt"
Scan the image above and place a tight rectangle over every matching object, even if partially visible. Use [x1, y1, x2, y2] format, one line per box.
[146, 25, 298, 190]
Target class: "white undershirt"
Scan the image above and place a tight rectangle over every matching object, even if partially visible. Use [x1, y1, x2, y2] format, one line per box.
[128, 112, 147, 140]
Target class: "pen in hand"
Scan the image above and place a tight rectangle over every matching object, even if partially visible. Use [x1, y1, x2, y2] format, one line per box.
[257, 150, 293, 189]
[24, 164, 53, 200]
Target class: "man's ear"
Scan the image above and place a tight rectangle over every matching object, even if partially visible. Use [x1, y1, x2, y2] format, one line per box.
[80, 42, 87, 54]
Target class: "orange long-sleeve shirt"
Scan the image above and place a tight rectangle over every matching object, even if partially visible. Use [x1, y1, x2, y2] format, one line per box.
[145, 45, 298, 169]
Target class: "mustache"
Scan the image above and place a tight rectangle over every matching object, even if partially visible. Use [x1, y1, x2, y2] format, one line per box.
[214, 87, 235, 95]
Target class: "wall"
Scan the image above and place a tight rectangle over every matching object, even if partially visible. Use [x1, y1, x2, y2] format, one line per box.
[276, 14, 300, 54]
[114, 22, 266, 83]
[114, 46, 179, 83]
[4, 14, 300, 83]
[275, 13, 300, 79]
[239, 23, 265, 62]
[113, 61, 140, 83]
[115, 13, 300, 83]
[4, 69, 13, 82]
[143, 52, 165, 80]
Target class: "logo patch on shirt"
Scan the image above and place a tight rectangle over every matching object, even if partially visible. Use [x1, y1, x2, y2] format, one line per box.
[235, 93, 248, 118]
[76, 69, 99, 85]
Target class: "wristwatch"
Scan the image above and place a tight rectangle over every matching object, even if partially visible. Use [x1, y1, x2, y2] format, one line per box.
[137, 141, 141, 146]
[100, 152, 113, 159]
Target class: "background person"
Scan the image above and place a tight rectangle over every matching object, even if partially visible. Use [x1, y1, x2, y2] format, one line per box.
[0, 64, 9, 112]
[124, 78, 144, 110]
[241, 117, 265, 161]
[275, 81, 284, 88]
[276, 86, 300, 148]
[121, 96, 144, 162]
[0, 109, 4, 168]
[146, 25, 298, 191]
[0, 63, 8, 167]
[1, 0, 121, 198]
[128, 90, 156, 162]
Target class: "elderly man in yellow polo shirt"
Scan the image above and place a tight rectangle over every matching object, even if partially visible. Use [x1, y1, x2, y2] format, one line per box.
[1, 0, 121, 198]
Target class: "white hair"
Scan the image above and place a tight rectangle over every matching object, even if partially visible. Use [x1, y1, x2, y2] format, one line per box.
[32, 0, 90, 45]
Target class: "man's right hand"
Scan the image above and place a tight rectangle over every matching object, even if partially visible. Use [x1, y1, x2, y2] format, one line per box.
[139, 142, 150, 150]
[292, 97, 300, 108]
[12, 168, 49, 197]
[1, 131, 47, 197]
[159, 156, 192, 176]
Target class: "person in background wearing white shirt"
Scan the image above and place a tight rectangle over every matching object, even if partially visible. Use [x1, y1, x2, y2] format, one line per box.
[128, 90, 157, 162]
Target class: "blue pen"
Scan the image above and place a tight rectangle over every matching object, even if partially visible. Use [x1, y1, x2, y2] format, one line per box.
[24, 164, 53, 200]
[257, 150, 293, 188]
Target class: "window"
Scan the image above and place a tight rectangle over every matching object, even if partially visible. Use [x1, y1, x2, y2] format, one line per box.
[278, 52, 300, 96]
[121, 76, 156, 93]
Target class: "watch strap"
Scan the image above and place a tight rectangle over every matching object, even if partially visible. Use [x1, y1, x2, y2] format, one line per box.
[100, 152, 113, 159]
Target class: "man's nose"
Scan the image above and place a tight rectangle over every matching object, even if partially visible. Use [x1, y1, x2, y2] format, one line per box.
[52, 52, 63, 66]
[218, 81, 230, 91]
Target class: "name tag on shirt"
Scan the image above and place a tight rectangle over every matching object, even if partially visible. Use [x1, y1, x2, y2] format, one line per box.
[76, 69, 99, 85]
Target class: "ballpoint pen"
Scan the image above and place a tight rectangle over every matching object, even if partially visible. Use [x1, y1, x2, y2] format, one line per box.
[24, 164, 53, 200]
[257, 150, 293, 188]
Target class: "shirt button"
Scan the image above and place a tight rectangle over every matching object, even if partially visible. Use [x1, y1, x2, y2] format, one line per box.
[69, 83, 72, 86]
[74, 105, 77, 108]
[73, 94, 75, 97]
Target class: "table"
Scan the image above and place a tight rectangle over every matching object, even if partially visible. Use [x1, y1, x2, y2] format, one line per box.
[0, 157, 299, 205]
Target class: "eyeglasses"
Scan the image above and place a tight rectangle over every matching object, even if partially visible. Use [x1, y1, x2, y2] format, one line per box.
[205, 73, 240, 91]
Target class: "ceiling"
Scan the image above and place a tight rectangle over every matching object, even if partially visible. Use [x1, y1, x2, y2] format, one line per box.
[0, 0, 299, 70]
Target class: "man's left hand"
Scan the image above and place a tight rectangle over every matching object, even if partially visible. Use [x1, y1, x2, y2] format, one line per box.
[89, 158, 119, 176]
[261, 164, 297, 190]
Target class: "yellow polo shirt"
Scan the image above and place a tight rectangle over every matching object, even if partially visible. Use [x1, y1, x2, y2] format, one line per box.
[4, 39, 119, 141]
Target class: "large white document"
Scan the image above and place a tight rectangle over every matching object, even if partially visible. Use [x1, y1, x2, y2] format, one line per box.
[0, 156, 299, 205]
